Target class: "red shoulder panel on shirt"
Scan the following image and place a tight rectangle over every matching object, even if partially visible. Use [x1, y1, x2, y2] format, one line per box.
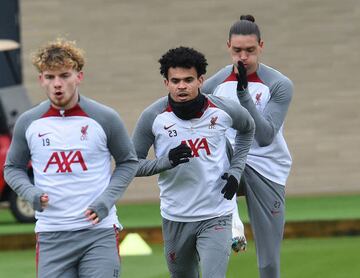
[223, 68, 263, 84]
[207, 99, 217, 108]
[223, 70, 238, 82]
[41, 104, 89, 118]
[164, 104, 172, 113]
[247, 72, 263, 83]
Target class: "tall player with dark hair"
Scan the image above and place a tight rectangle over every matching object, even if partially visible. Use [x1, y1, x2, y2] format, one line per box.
[133, 46, 255, 277]
[202, 15, 294, 278]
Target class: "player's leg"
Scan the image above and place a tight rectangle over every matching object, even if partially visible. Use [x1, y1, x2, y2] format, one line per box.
[231, 203, 247, 252]
[36, 231, 80, 278]
[162, 218, 199, 278]
[79, 227, 121, 278]
[243, 165, 285, 278]
[196, 214, 232, 278]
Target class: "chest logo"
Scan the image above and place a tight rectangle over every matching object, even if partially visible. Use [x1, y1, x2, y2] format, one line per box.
[209, 116, 218, 129]
[81, 125, 89, 141]
[43, 150, 88, 173]
[38, 132, 52, 137]
[255, 93, 262, 105]
[181, 138, 211, 157]
[164, 123, 176, 130]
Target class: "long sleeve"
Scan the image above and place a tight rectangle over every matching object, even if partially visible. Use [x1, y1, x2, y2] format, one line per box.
[201, 65, 233, 95]
[88, 109, 138, 221]
[4, 112, 45, 211]
[132, 98, 173, 177]
[237, 74, 293, 147]
[209, 95, 255, 182]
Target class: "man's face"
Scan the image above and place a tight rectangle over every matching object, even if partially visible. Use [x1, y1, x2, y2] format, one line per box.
[227, 34, 263, 75]
[39, 68, 83, 110]
[164, 67, 203, 102]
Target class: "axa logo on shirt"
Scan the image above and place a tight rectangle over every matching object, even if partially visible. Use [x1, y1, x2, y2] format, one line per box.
[181, 138, 211, 157]
[43, 150, 88, 173]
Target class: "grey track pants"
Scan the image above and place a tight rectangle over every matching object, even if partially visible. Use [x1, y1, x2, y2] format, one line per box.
[241, 165, 285, 278]
[162, 215, 232, 278]
[36, 227, 121, 278]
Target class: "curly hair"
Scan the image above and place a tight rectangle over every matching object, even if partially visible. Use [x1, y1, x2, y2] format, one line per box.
[32, 38, 85, 72]
[159, 46, 208, 79]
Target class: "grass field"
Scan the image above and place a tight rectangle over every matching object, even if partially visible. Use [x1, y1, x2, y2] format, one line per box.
[1, 194, 360, 235]
[1, 195, 360, 277]
[117, 194, 360, 227]
[0, 237, 359, 277]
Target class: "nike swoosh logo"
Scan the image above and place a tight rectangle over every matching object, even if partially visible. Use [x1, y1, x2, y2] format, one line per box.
[164, 124, 176, 130]
[271, 210, 281, 215]
[38, 132, 52, 137]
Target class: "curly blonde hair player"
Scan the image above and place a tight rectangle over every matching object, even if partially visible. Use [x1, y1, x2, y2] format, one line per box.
[6, 37, 138, 278]
[32, 38, 85, 72]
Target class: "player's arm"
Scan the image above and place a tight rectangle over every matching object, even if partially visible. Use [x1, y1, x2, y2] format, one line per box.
[236, 61, 294, 146]
[223, 99, 255, 181]
[210, 96, 255, 199]
[4, 113, 46, 212]
[201, 65, 233, 95]
[87, 109, 138, 224]
[132, 99, 191, 177]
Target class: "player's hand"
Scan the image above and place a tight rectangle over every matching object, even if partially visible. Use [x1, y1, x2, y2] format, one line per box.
[235, 61, 248, 91]
[85, 209, 99, 225]
[221, 173, 239, 200]
[40, 193, 49, 210]
[168, 143, 192, 167]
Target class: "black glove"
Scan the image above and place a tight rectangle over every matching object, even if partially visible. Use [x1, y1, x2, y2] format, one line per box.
[221, 173, 239, 200]
[235, 61, 248, 91]
[168, 143, 192, 167]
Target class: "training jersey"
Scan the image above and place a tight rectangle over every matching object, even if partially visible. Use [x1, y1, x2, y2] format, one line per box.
[202, 63, 293, 185]
[5, 95, 138, 232]
[132, 95, 254, 222]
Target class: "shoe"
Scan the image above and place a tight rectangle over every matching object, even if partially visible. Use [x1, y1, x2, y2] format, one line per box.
[231, 236, 247, 253]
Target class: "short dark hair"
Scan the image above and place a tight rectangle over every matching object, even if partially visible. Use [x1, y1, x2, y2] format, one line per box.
[229, 14, 261, 43]
[159, 46, 208, 79]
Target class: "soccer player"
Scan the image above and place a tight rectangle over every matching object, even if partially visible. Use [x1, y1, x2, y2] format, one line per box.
[132, 46, 255, 277]
[4, 38, 138, 278]
[202, 15, 294, 278]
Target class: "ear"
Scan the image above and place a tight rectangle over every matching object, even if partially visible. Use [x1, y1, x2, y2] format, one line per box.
[198, 75, 204, 87]
[38, 73, 44, 86]
[77, 71, 84, 81]
[163, 78, 170, 92]
[259, 40, 264, 50]
[226, 40, 231, 49]
[74, 71, 84, 86]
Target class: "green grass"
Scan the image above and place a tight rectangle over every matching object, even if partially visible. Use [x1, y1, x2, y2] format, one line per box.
[1, 237, 360, 278]
[116, 194, 360, 228]
[284, 194, 360, 221]
[0, 208, 35, 234]
[117, 203, 162, 228]
[1, 194, 360, 234]
[1, 195, 359, 277]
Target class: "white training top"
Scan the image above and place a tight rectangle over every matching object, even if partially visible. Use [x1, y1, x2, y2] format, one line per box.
[202, 63, 293, 185]
[133, 95, 255, 222]
[5, 96, 138, 232]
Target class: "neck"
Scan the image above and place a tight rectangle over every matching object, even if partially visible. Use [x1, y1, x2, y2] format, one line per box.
[168, 93, 206, 120]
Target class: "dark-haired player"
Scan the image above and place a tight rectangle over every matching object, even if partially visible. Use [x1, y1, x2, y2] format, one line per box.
[132, 46, 255, 277]
[202, 15, 294, 278]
